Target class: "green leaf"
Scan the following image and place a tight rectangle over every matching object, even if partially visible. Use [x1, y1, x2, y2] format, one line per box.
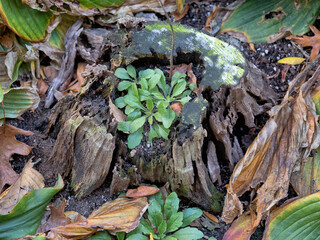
[0, 0, 54, 42]
[118, 81, 132, 91]
[179, 96, 191, 105]
[124, 94, 144, 110]
[149, 73, 161, 90]
[152, 92, 166, 100]
[140, 218, 156, 235]
[148, 190, 164, 209]
[0, 84, 3, 102]
[116, 232, 125, 240]
[189, 83, 197, 91]
[0, 176, 64, 240]
[115, 68, 131, 80]
[172, 71, 186, 84]
[172, 81, 187, 98]
[117, 121, 131, 132]
[164, 192, 180, 220]
[264, 191, 320, 240]
[130, 116, 146, 133]
[139, 69, 154, 79]
[127, 128, 143, 149]
[167, 212, 183, 233]
[148, 116, 154, 125]
[148, 200, 163, 228]
[77, 0, 125, 10]
[148, 125, 158, 143]
[140, 77, 148, 90]
[127, 110, 142, 121]
[115, 97, 126, 108]
[220, 0, 320, 44]
[132, 83, 140, 99]
[154, 112, 163, 122]
[171, 227, 204, 240]
[208, 237, 217, 240]
[161, 108, 176, 129]
[1, 87, 40, 119]
[31, 236, 46, 240]
[158, 101, 169, 115]
[182, 208, 203, 227]
[125, 105, 135, 115]
[127, 65, 136, 79]
[165, 237, 177, 240]
[158, 220, 167, 235]
[87, 230, 112, 240]
[126, 233, 149, 240]
[155, 69, 166, 92]
[154, 124, 169, 140]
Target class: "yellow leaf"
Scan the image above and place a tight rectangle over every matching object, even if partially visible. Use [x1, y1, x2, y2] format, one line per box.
[150, 232, 154, 240]
[277, 57, 305, 65]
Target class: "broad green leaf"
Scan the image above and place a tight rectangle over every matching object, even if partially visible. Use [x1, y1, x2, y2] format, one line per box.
[165, 237, 177, 240]
[126, 233, 149, 240]
[0, 0, 54, 42]
[182, 208, 203, 227]
[167, 212, 183, 233]
[264, 192, 320, 240]
[149, 73, 161, 90]
[148, 190, 164, 209]
[155, 69, 166, 92]
[130, 116, 146, 133]
[172, 81, 187, 97]
[118, 121, 131, 132]
[171, 227, 203, 239]
[154, 112, 163, 122]
[148, 200, 163, 228]
[124, 94, 144, 110]
[148, 125, 158, 143]
[0, 84, 3, 102]
[132, 83, 140, 99]
[164, 192, 180, 220]
[127, 110, 142, 121]
[152, 92, 166, 100]
[0, 176, 64, 240]
[127, 65, 136, 79]
[140, 77, 148, 90]
[161, 108, 176, 129]
[147, 99, 154, 111]
[1, 87, 40, 119]
[220, 0, 320, 44]
[158, 220, 167, 235]
[87, 231, 112, 240]
[115, 68, 131, 80]
[140, 218, 156, 235]
[179, 96, 191, 105]
[125, 105, 135, 115]
[77, 0, 125, 10]
[158, 101, 169, 115]
[127, 128, 143, 149]
[189, 83, 197, 91]
[118, 80, 132, 91]
[148, 116, 153, 125]
[116, 232, 125, 240]
[115, 97, 126, 108]
[171, 71, 186, 85]
[32, 235, 46, 240]
[139, 69, 154, 79]
[154, 124, 169, 140]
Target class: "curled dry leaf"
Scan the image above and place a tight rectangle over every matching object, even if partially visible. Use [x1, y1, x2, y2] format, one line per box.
[223, 214, 255, 240]
[109, 97, 126, 122]
[203, 211, 219, 223]
[287, 24, 320, 61]
[222, 89, 320, 235]
[0, 124, 33, 191]
[48, 197, 148, 238]
[126, 186, 160, 198]
[67, 62, 87, 92]
[0, 160, 44, 215]
[170, 102, 183, 114]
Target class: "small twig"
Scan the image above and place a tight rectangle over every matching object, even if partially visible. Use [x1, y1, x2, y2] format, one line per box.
[158, 0, 175, 80]
[290, 40, 310, 59]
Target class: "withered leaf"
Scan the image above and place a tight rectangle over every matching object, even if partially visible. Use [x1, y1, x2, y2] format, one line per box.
[48, 197, 148, 238]
[0, 160, 44, 214]
[0, 124, 33, 191]
[222, 90, 320, 234]
[126, 186, 159, 198]
[223, 214, 255, 240]
[287, 24, 320, 61]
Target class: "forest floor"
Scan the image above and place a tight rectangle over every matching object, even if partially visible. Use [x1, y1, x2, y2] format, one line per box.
[7, 1, 319, 239]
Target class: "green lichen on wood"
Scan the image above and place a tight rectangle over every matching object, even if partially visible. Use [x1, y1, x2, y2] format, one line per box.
[121, 21, 246, 90]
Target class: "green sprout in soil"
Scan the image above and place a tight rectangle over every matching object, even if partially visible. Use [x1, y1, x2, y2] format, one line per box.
[114, 65, 195, 149]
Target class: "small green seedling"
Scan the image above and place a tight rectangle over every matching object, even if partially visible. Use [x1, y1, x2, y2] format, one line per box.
[114, 65, 193, 149]
[124, 191, 204, 240]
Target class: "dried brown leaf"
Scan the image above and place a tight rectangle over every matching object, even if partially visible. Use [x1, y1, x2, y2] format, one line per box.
[170, 102, 183, 114]
[287, 24, 320, 61]
[203, 211, 219, 223]
[173, 4, 189, 21]
[126, 186, 160, 198]
[0, 160, 44, 214]
[0, 124, 33, 192]
[48, 197, 148, 238]
[109, 97, 126, 122]
[222, 90, 320, 234]
[67, 62, 87, 92]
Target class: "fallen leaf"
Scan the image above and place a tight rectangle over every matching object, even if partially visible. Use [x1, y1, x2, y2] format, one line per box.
[37, 200, 71, 233]
[175, 0, 185, 14]
[170, 102, 183, 114]
[0, 30, 14, 48]
[126, 186, 159, 198]
[0, 160, 44, 215]
[287, 24, 320, 61]
[48, 197, 148, 238]
[109, 97, 126, 122]
[41, 66, 58, 83]
[67, 62, 87, 92]
[223, 214, 255, 240]
[0, 124, 33, 191]
[249, 43, 256, 52]
[203, 211, 219, 223]
[173, 4, 189, 21]
[37, 78, 49, 97]
[222, 87, 320, 235]
[277, 57, 305, 65]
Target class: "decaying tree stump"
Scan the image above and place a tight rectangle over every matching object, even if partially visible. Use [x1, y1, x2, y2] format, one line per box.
[44, 21, 277, 212]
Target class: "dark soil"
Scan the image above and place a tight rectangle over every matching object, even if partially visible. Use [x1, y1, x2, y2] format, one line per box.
[7, 1, 320, 240]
